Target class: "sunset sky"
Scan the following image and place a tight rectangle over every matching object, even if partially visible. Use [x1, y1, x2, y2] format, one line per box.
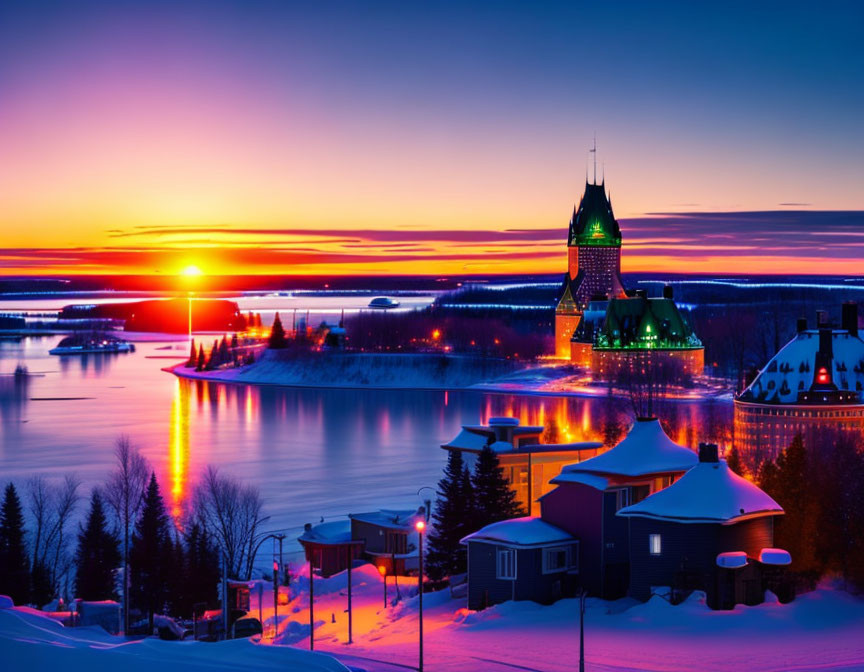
[1, 1, 863, 276]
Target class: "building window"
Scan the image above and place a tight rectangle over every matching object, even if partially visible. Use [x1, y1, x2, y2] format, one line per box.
[542, 546, 571, 574]
[497, 548, 517, 580]
[613, 488, 631, 511]
[649, 534, 662, 556]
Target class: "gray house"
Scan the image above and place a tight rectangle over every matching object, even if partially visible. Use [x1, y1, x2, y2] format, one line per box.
[618, 443, 790, 608]
[461, 517, 578, 610]
[539, 417, 697, 597]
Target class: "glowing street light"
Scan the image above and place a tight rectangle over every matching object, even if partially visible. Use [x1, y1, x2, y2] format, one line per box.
[415, 519, 426, 672]
[378, 564, 387, 609]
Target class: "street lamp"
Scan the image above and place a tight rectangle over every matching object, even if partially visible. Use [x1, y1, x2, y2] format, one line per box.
[249, 533, 286, 640]
[578, 588, 587, 672]
[415, 519, 426, 672]
[378, 564, 387, 609]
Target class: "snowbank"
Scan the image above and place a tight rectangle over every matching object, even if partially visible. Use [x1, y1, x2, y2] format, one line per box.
[0, 605, 349, 672]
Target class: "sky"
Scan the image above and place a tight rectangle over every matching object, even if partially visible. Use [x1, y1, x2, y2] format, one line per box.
[1, 0, 863, 277]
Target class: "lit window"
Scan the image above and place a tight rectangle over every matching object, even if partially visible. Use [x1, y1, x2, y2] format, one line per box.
[649, 534, 662, 556]
[497, 548, 517, 580]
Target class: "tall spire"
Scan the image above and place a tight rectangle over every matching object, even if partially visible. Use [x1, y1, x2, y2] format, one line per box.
[590, 134, 597, 185]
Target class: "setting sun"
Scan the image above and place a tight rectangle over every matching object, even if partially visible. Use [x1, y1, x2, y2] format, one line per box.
[181, 264, 203, 277]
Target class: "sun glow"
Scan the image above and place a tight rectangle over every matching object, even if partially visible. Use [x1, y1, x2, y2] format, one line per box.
[181, 264, 204, 277]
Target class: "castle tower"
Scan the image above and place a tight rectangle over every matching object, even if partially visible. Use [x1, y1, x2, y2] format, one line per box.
[554, 179, 626, 358]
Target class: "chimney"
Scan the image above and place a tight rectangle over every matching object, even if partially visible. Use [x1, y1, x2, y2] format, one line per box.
[304, 523, 312, 532]
[663, 285, 674, 300]
[797, 317, 807, 333]
[842, 301, 859, 338]
[819, 327, 833, 359]
[699, 443, 719, 463]
[816, 310, 829, 328]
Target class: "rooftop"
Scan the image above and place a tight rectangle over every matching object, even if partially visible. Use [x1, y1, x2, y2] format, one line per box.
[617, 456, 783, 524]
[551, 417, 696, 483]
[461, 516, 575, 549]
[349, 509, 424, 531]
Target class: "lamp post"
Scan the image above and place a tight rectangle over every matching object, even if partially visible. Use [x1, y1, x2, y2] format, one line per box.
[248, 532, 286, 640]
[309, 558, 315, 651]
[378, 564, 387, 608]
[415, 519, 426, 672]
[347, 557, 353, 644]
[578, 588, 587, 672]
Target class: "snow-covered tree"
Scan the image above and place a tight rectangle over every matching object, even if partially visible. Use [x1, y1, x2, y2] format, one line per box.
[74, 489, 121, 601]
[725, 445, 745, 477]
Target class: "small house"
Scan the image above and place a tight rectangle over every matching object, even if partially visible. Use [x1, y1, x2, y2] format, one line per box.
[461, 517, 579, 610]
[442, 417, 603, 515]
[349, 508, 425, 576]
[540, 417, 697, 597]
[617, 443, 790, 608]
[298, 520, 364, 578]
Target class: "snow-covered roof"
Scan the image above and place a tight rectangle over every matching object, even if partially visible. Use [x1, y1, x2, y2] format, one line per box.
[716, 552, 748, 569]
[545, 471, 609, 491]
[349, 509, 423, 531]
[740, 329, 864, 404]
[551, 418, 696, 482]
[461, 517, 575, 549]
[617, 459, 783, 524]
[442, 427, 491, 451]
[759, 548, 792, 566]
[299, 520, 356, 546]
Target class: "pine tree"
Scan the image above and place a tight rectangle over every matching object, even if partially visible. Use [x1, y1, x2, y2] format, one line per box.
[0, 483, 30, 606]
[187, 339, 197, 368]
[268, 312, 288, 349]
[472, 446, 525, 530]
[75, 489, 121, 601]
[230, 333, 239, 349]
[129, 474, 171, 632]
[725, 444, 745, 477]
[205, 341, 219, 370]
[426, 451, 473, 581]
[218, 336, 230, 364]
[184, 522, 220, 617]
[196, 344, 206, 371]
[760, 434, 821, 582]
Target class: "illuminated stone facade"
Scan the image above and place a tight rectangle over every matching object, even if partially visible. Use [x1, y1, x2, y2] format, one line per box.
[592, 346, 705, 382]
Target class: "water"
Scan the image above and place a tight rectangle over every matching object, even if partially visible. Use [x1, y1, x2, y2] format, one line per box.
[0, 296, 732, 564]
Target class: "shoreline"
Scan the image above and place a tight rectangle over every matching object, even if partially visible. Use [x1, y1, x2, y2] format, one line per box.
[166, 358, 733, 403]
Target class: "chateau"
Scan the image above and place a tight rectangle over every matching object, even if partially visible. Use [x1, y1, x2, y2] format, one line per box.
[554, 178, 704, 378]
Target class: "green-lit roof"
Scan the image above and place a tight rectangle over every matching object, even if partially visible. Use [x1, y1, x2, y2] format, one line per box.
[568, 182, 622, 247]
[594, 296, 702, 351]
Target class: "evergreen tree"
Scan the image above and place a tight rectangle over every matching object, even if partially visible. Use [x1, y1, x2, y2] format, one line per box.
[759, 434, 822, 582]
[183, 522, 220, 617]
[230, 333, 239, 349]
[164, 532, 187, 617]
[187, 339, 197, 368]
[129, 474, 171, 632]
[426, 451, 473, 581]
[196, 344, 206, 371]
[268, 312, 288, 349]
[0, 483, 30, 606]
[472, 446, 525, 530]
[205, 341, 219, 370]
[75, 489, 121, 601]
[218, 336, 230, 364]
[30, 559, 53, 608]
[725, 444, 745, 477]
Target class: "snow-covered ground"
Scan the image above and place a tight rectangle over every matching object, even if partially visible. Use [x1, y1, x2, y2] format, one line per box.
[258, 564, 864, 672]
[5, 566, 863, 672]
[0, 600, 348, 672]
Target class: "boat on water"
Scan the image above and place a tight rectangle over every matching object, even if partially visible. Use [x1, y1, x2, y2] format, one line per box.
[49, 334, 135, 355]
[368, 297, 401, 309]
